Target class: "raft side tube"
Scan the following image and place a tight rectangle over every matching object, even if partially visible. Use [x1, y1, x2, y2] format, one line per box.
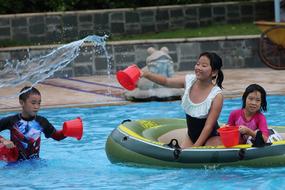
[105, 119, 285, 168]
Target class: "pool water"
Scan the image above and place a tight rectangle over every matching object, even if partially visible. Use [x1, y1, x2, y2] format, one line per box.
[0, 96, 285, 190]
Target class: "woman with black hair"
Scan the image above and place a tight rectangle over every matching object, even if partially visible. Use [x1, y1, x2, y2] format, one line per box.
[142, 52, 224, 148]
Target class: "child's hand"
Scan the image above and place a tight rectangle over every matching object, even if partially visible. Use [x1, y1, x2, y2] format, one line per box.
[238, 125, 249, 135]
[2, 139, 16, 149]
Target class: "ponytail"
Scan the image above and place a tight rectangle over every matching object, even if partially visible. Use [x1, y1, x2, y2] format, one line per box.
[216, 69, 224, 89]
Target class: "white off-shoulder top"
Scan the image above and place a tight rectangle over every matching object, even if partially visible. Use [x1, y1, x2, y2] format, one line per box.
[181, 74, 222, 119]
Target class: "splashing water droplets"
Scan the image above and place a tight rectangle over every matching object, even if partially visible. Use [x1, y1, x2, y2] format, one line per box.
[0, 34, 111, 98]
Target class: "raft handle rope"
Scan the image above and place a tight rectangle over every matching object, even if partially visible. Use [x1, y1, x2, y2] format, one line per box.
[122, 136, 128, 142]
[167, 139, 181, 160]
[238, 148, 245, 160]
[167, 139, 181, 149]
[121, 119, 132, 124]
[173, 149, 181, 160]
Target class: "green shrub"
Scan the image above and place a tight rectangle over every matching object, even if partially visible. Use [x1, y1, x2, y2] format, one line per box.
[0, 0, 252, 14]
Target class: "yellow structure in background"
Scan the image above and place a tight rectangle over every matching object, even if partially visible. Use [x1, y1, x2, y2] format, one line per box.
[255, 21, 285, 48]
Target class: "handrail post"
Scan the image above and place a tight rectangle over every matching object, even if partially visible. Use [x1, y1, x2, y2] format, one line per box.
[275, 0, 281, 22]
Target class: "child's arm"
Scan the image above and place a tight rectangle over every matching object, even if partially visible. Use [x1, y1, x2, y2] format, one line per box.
[0, 116, 17, 149]
[257, 114, 269, 142]
[239, 125, 268, 143]
[227, 110, 238, 126]
[37, 116, 66, 141]
[239, 125, 256, 137]
[51, 130, 66, 141]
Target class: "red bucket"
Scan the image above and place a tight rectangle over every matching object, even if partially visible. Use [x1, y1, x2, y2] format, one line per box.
[218, 126, 240, 147]
[63, 117, 83, 140]
[116, 64, 141, 90]
[0, 144, 19, 162]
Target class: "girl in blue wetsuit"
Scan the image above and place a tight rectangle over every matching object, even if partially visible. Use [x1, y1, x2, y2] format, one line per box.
[142, 52, 224, 148]
[0, 87, 66, 161]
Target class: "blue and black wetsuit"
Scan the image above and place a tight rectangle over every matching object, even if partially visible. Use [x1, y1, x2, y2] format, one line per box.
[0, 114, 64, 160]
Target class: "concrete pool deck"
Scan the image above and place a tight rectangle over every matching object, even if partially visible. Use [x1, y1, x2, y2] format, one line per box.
[0, 68, 284, 112]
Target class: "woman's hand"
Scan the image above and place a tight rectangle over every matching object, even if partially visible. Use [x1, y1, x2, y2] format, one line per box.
[140, 67, 149, 78]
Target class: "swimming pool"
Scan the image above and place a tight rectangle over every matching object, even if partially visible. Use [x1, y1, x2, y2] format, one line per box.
[0, 96, 285, 189]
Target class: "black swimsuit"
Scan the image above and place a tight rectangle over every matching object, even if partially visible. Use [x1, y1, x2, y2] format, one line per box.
[186, 114, 219, 144]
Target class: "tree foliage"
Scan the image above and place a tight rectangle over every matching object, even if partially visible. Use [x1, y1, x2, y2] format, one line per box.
[0, 0, 250, 14]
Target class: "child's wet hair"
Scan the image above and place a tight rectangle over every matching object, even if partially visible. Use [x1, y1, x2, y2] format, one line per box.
[242, 84, 267, 112]
[199, 52, 224, 89]
[19, 86, 41, 101]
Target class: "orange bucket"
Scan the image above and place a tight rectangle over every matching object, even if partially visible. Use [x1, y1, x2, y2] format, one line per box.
[218, 126, 240, 147]
[116, 64, 141, 90]
[63, 117, 83, 140]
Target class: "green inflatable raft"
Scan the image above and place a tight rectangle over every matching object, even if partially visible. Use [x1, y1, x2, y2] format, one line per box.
[105, 118, 285, 168]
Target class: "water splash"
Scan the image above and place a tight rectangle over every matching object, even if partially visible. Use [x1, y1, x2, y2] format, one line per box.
[0, 34, 109, 98]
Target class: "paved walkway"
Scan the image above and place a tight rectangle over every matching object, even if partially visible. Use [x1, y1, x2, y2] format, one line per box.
[0, 68, 284, 112]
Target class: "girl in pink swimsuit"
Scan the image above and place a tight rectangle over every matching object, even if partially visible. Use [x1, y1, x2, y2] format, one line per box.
[227, 84, 269, 145]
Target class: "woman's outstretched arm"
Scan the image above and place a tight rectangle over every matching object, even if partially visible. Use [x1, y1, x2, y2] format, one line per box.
[142, 70, 185, 88]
